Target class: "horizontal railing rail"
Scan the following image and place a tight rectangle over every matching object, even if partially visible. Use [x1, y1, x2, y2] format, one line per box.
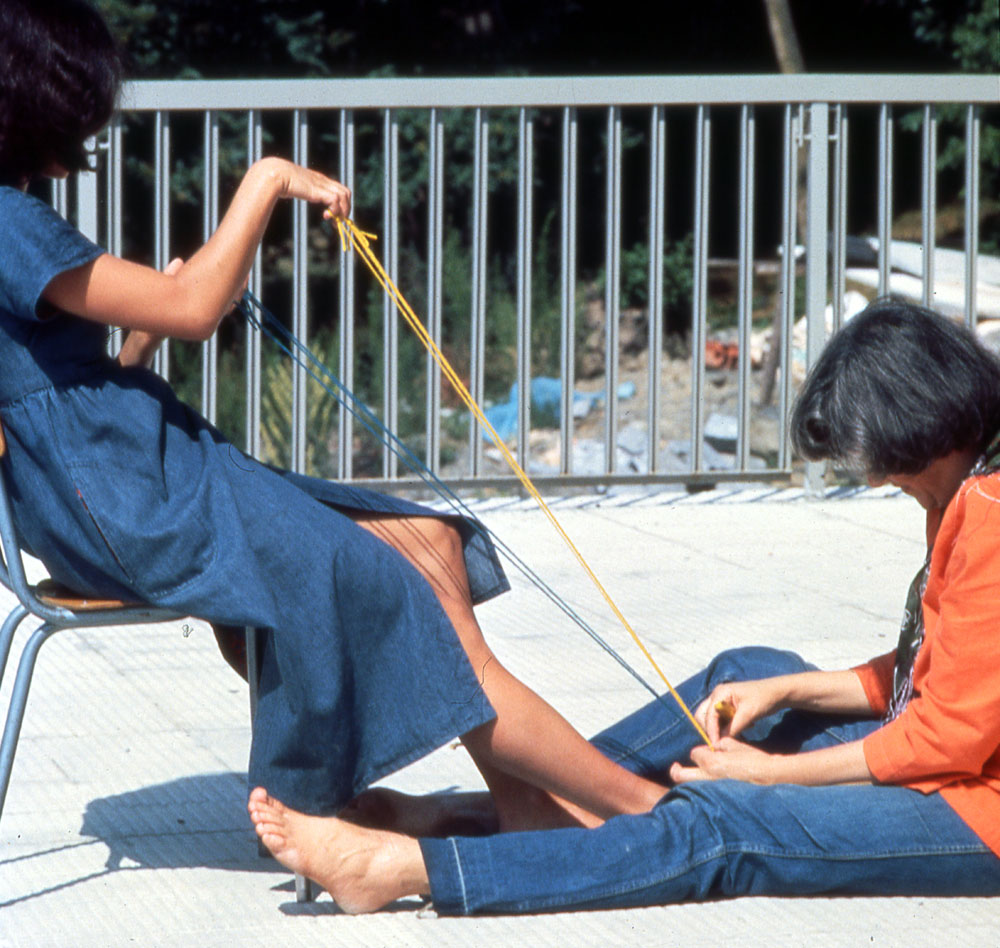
[121, 75, 1000, 110]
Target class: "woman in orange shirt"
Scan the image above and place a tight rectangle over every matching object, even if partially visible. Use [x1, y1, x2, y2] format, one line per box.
[248, 301, 1000, 914]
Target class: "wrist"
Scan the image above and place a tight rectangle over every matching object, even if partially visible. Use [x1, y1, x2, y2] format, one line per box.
[247, 157, 287, 204]
[777, 672, 824, 710]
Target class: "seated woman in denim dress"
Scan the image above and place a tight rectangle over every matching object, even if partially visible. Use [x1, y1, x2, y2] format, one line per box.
[0, 0, 673, 837]
[247, 299, 1000, 913]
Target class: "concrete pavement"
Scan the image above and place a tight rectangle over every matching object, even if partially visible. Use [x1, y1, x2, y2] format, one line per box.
[1, 484, 997, 947]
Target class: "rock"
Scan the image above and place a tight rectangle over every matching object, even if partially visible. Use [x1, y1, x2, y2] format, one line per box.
[704, 412, 738, 453]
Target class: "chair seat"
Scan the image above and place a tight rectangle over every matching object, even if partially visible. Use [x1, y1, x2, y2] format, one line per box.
[33, 579, 138, 612]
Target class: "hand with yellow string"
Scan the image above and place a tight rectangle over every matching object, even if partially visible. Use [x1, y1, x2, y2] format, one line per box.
[666, 678, 787, 785]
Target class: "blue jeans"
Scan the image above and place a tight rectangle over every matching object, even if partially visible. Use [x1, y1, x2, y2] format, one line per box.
[420, 647, 1000, 914]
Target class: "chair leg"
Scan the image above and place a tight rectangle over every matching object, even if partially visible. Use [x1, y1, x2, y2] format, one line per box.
[295, 874, 316, 903]
[0, 604, 29, 691]
[0, 622, 60, 823]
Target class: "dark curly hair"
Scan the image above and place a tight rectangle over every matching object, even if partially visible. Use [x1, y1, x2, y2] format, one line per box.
[791, 297, 1000, 477]
[0, 0, 123, 186]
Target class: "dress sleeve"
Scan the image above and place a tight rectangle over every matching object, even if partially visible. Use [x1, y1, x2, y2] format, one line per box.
[0, 187, 104, 322]
[863, 480, 1000, 784]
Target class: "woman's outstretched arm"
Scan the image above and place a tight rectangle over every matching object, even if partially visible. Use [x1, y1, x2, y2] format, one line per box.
[668, 667, 876, 786]
[42, 158, 350, 341]
[669, 735, 873, 786]
[698, 667, 873, 744]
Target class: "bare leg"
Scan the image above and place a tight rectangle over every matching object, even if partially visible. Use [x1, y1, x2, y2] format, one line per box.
[352, 515, 666, 829]
[249, 787, 427, 914]
[342, 786, 499, 837]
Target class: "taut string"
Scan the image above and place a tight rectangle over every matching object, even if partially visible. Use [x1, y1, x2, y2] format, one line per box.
[333, 218, 711, 748]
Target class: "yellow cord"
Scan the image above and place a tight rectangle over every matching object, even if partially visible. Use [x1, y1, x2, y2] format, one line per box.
[336, 218, 713, 749]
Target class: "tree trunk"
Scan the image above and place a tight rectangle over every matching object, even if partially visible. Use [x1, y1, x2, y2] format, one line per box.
[763, 0, 805, 74]
[760, 0, 806, 407]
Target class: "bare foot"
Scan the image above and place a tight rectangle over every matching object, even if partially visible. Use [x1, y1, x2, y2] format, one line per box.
[341, 787, 499, 837]
[247, 787, 429, 914]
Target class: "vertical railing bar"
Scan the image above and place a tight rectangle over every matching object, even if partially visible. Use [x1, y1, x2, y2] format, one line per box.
[382, 110, 400, 479]
[830, 104, 848, 332]
[877, 103, 892, 297]
[426, 109, 444, 475]
[777, 105, 796, 472]
[559, 107, 579, 476]
[469, 108, 489, 476]
[964, 104, 980, 328]
[338, 110, 356, 479]
[107, 115, 123, 257]
[690, 105, 711, 474]
[806, 102, 830, 368]
[76, 136, 100, 244]
[646, 106, 665, 474]
[201, 111, 219, 425]
[604, 106, 622, 475]
[736, 105, 755, 472]
[50, 178, 68, 218]
[291, 109, 309, 474]
[806, 103, 831, 368]
[921, 104, 937, 309]
[245, 110, 263, 459]
[804, 103, 830, 494]
[105, 115, 124, 358]
[516, 108, 534, 471]
[153, 110, 171, 380]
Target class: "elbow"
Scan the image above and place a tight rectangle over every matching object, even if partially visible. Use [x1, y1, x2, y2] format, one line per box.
[169, 283, 228, 341]
[188, 313, 222, 342]
[170, 312, 219, 343]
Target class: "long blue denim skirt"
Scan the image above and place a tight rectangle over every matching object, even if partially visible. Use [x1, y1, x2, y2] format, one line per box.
[1, 368, 505, 816]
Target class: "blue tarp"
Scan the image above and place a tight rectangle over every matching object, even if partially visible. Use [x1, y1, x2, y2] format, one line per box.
[481, 377, 636, 441]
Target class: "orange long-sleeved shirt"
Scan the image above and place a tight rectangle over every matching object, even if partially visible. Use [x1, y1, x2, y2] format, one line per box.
[854, 470, 1000, 857]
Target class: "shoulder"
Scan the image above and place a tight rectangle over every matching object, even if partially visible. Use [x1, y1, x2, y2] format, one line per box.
[0, 185, 50, 217]
[956, 468, 1000, 512]
[939, 469, 1000, 557]
[0, 185, 79, 239]
[0, 186, 103, 321]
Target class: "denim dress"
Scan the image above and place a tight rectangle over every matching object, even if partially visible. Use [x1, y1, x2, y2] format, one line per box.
[0, 186, 504, 815]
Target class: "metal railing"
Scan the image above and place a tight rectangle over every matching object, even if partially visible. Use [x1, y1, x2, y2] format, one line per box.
[57, 74, 999, 493]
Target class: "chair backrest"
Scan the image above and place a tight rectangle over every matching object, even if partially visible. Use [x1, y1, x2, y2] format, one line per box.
[0, 420, 42, 610]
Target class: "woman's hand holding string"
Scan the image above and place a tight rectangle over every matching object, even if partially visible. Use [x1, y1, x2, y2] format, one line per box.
[697, 668, 874, 746]
[254, 157, 351, 221]
[670, 738, 778, 785]
[673, 669, 877, 787]
[696, 678, 786, 745]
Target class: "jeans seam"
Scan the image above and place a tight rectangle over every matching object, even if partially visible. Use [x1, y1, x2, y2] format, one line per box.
[514, 839, 996, 912]
[449, 838, 469, 914]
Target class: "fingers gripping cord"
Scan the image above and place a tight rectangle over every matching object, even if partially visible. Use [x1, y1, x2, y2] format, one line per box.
[238, 218, 711, 747]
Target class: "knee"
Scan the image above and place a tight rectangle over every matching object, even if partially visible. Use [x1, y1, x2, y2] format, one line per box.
[704, 646, 811, 688]
[424, 518, 465, 567]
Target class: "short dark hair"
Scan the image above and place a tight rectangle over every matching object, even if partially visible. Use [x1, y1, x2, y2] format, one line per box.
[790, 297, 1000, 477]
[0, 0, 123, 186]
